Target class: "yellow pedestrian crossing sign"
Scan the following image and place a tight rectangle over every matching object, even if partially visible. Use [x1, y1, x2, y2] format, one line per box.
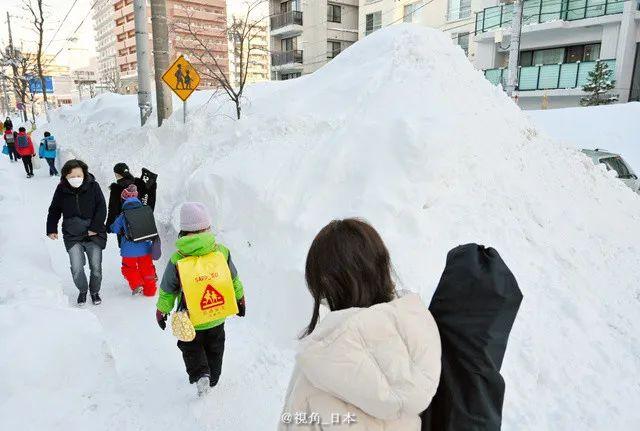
[162, 55, 200, 101]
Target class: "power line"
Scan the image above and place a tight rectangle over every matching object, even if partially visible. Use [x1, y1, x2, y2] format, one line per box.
[43, 0, 80, 54]
[45, 0, 99, 67]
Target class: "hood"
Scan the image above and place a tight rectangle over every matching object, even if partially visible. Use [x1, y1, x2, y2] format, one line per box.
[297, 293, 441, 421]
[122, 197, 142, 209]
[171, 232, 217, 263]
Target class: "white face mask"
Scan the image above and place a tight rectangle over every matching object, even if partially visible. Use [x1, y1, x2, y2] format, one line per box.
[67, 177, 84, 188]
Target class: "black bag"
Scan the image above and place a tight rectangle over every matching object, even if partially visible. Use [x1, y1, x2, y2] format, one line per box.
[122, 205, 159, 242]
[421, 244, 523, 431]
[135, 168, 158, 210]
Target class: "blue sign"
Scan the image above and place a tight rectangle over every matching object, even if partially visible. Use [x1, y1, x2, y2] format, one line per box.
[28, 76, 54, 93]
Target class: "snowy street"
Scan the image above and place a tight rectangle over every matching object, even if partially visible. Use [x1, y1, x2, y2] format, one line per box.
[0, 160, 291, 430]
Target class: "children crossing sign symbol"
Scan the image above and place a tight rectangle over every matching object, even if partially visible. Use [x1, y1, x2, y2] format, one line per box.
[162, 55, 200, 101]
[200, 284, 225, 310]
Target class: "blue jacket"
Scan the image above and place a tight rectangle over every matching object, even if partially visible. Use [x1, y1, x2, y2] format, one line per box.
[109, 198, 153, 257]
[39, 135, 57, 159]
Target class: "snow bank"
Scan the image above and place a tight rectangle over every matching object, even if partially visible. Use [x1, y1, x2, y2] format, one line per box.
[29, 24, 640, 429]
[529, 102, 640, 171]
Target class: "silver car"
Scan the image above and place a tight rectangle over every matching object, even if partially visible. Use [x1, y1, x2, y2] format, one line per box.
[582, 149, 640, 194]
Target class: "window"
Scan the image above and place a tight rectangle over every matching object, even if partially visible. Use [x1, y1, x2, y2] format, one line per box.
[327, 41, 341, 59]
[447, 0, 471, 21]
[281, 72, 301, 80]
[565, 45, 584, 63]
[601, 157, 634, 179]
[281, 0, 299, 13]
[327, 4, 341, 23]
[520, 50, 533, 67]
[366, 11, 382, 35]
[532, 47, 564, 65]
[454, 33, 469, 55]
[404, 2, 422, 23]
[583, 44, 601, 62]
[281, 37, 297, 51]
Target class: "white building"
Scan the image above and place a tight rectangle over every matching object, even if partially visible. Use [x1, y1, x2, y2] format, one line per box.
[473, 0, 640, 109]
[269, 0, 359, 80]
[92, 0, 119, 88]
[358, 0, 475, 58]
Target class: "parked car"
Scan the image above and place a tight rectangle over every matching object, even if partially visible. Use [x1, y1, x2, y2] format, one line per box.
[582, 149, 640, 194]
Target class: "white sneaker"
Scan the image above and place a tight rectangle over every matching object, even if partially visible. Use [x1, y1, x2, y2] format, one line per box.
[196, 375, 210, 397]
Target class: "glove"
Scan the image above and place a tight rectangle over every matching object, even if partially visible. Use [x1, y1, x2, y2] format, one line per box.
[236, 297, 246, 317]
[156, 309, 167, 330]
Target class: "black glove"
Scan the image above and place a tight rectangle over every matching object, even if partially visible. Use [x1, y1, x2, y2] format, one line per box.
[236, 297, 246, 317]
[156, 309, 167, 330]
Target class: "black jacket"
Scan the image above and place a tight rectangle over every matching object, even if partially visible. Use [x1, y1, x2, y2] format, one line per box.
[46, 174, 108, 251]
[3, 119, 13, 131]
[106, 170, 157, 232]
[421, 244, 522, 431]
[106, 176, 135, 231]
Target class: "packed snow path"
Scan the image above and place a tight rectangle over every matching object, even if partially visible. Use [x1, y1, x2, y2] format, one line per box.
[0, 161, 291, 431]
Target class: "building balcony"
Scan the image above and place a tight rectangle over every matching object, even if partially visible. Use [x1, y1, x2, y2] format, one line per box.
[475, 0, 625, 34]
[484, 58, 615, 91]
[271, 50, 303, 71]
[270, 11, 303, 37]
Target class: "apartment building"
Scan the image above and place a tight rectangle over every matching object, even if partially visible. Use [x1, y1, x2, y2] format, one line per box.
[358, 0, 476, 57]
[474, 0, 640, 109]
[227, 0, 270, 88]
[93, 0, 118, 87]
[169, 0, 229, 89]
[113, 0, 228, 93]
[269, 0, 359, 80]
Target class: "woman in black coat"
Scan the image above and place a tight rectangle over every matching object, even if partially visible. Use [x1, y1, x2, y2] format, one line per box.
[46, 159, 107, 306]
[3, 117, 13, 131]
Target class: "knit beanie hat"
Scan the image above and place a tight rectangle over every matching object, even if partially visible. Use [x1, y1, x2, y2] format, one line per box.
[121, 184, 138, 200]
[180, 202, 211, 232]
[114, 162, 131, 177]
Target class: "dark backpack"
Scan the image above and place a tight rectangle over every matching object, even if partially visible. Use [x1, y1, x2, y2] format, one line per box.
[135, 168, 158, 210]
[17, 134, 28, 148]
[45, 137, 57, 151]
[421, 244, 523, 431]
[122, 205, 158, 242]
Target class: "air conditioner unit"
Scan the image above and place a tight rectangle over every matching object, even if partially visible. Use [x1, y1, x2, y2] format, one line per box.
[494, 28, 504, 44]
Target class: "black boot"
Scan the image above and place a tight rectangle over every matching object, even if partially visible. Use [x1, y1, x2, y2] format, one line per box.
[77, 291, 87, 306]
[91, 293, 102, 305]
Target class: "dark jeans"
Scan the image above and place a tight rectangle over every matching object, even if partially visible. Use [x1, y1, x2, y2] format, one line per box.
[45, 157, 58, 175]
[21, 155, 33, 175]
[177, 324, 225, 385]
[7, 145, 19, 161]
[68, 241, 103, 294]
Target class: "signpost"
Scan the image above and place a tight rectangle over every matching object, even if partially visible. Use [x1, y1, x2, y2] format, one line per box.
[161, 55, 200, 124]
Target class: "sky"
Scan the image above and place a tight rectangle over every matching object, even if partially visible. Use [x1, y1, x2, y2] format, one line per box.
[0, 0, 97, 70]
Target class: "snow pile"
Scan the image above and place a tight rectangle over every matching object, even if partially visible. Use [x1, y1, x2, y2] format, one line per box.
[529, 102, 640, 171]
[10, 24, 640, 429]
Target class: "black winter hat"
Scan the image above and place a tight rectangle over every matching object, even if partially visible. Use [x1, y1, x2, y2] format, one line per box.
[114, 162, 131, 177]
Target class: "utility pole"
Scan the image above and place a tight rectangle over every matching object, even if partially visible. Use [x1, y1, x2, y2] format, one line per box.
[505, 0, 523, 97]
[133, 0, 153, 126]
[6, 12, 25, 121]
[150, 0, 172, 126]
[1, 71, 10, 117]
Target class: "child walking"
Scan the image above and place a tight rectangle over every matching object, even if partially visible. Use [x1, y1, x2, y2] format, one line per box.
[155, 202, 246, 396]
[109, 185, 157, 296]
[39, 131, 59, 176]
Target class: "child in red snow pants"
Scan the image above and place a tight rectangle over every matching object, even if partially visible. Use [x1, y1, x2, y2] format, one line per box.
[122, 254, 157, 296]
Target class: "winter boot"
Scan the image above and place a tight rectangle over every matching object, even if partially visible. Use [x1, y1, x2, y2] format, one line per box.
[196, 375, 211, 397]
[132, 286, 143, 296]
[77, 291, 87, 306]
[91, 293, 102, 305]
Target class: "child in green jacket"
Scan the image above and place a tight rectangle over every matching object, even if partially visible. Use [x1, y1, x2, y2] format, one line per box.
[155, 202, 245, 396]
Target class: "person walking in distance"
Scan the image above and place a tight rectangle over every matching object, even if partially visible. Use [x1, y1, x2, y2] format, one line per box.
[3, 126, 19, 162]
[15, 127, 36, 177]
[39, 131, 59, 176]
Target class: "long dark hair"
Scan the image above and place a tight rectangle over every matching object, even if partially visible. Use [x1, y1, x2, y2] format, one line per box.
[302, 218, 397, 337]
[61, 159, 88, 179]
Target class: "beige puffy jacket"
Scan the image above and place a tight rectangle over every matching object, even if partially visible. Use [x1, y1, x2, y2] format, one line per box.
[278, 293, 441, 430]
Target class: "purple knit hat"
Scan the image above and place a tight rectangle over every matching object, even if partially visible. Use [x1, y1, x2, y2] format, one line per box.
[180, 202, 211, 232]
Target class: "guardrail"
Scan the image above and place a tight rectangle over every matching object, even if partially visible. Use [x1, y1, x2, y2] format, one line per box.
[271, 50, 303, 66]
[270, 11, 303, 30]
